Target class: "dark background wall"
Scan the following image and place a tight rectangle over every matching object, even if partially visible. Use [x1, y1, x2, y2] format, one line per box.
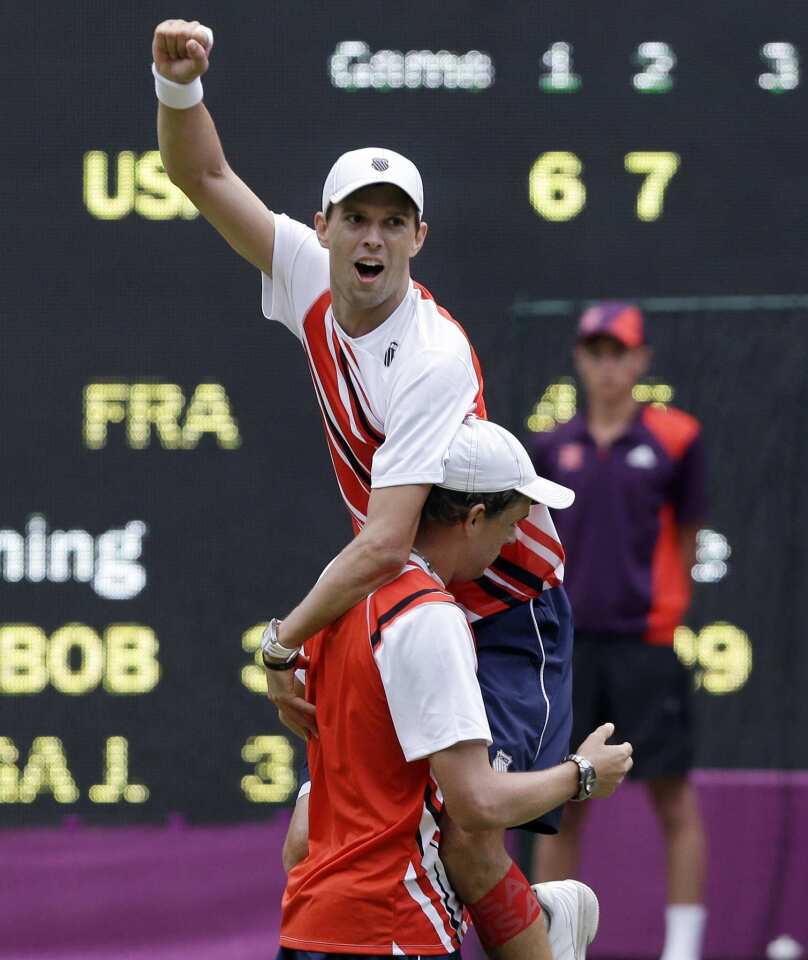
[2, 1, 806, 825]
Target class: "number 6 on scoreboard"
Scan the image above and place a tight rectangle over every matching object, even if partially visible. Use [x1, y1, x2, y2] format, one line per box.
[528, 151, 587, 222]
[624, 151, 680, 221]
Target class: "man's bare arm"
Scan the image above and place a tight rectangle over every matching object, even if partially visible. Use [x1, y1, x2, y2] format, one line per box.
[153, 20, 276, 274]
[265, 484, 430, 731]
[280, 483, 431, 646]
[430, 723, 633, 832]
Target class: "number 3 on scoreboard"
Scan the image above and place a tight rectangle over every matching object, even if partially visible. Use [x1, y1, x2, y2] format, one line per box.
[529, 150, 680, 222]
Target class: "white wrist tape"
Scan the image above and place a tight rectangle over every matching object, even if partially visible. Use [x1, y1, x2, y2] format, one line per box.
[152, 63, 203, 109]
[260, 619, 300, 663]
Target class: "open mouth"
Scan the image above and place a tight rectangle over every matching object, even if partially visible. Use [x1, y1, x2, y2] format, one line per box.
[354, 260, 385, 282]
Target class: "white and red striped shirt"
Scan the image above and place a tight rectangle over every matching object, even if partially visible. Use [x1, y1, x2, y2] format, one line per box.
[262, 214, 565, 619]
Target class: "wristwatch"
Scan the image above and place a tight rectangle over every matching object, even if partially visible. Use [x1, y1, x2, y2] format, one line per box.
[565, 753, 596, 801]
[260, 618, 299, 671]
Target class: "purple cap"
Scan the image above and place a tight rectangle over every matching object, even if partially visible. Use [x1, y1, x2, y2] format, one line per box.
[577, 302, 645, 348]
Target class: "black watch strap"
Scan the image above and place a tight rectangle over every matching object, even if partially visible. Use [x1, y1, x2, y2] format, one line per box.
[260, 618, 300, 669]
[262, 650, 298, 671]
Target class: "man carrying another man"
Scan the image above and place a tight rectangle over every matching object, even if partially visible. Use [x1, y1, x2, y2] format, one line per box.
[150, 19, 619, 957]
[276, 417, 633, 958]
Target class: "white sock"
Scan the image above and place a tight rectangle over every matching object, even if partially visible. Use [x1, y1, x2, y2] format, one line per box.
[660, 904, 707, 960]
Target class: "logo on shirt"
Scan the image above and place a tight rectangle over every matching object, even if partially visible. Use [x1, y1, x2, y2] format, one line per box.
[626, 444, 657, 469]
[371, 157, 390, 172]
[384, 340, 399, 367]
[558, 442, 584, 472]
[492, 749, 513, 773]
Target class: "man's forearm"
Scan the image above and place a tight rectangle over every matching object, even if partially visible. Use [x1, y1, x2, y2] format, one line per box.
[275, 484, 429, 651]
[431, 742, 580, 832]
[158, 101, 227, 188]
[433, 729, 631, 831]
[455, 763, 579, 832]
[484, 763, 578, 829]
[278, 535, 407, 649]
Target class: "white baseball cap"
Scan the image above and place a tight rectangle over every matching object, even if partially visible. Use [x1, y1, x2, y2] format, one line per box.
[322, 147, 424, 217]
[439, 418, 575, 510]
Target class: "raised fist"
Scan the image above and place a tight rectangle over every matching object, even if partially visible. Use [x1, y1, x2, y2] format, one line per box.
[575, 722, 634, 798]
[153, 19, 214, 85]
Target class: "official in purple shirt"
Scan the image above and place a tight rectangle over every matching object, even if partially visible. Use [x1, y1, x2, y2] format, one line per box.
[536, 397, 706, 644]
[531, 303, 709, 960]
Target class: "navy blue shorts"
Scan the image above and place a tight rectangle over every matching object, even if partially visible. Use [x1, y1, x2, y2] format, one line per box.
[295, 588, 573, 834]
[277, 950, 461, 960]
[474, 586, 574, 834]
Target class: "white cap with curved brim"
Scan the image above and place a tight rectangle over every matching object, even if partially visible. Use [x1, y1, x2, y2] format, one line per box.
[322, 147, 424, 216]
[439, 417, 575, 510]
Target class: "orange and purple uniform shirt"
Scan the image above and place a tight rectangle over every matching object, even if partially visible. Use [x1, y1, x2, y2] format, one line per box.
[530, 404, 707, 645]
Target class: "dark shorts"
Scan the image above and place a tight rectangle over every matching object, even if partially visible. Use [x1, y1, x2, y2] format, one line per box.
[277, 950, 461, 960]
[572, 631, 694, 779]
[474, 586, 574, 834]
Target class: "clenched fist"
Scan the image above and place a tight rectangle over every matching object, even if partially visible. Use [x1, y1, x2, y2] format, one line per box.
[153, 19, 214, 84]
[576, 722, 634, 798]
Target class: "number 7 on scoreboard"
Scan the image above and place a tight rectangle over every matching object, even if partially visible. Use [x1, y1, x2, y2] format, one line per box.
[624, 151, 680, 221]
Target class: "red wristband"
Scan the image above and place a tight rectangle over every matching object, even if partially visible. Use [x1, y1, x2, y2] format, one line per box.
[467, 861, 542, 950]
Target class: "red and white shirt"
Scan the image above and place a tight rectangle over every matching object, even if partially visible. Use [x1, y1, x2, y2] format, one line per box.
[280, 555, 491, 954]
[263, 213, 565, 619]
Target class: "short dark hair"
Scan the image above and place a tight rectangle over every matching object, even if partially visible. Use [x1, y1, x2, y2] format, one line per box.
[420, 487, 525, 527]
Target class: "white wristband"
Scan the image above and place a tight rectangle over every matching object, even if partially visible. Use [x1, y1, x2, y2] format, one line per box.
[152, 63, 203, 109]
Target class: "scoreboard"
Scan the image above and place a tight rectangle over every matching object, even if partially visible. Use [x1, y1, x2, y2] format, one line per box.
[2, 0, 807, 825]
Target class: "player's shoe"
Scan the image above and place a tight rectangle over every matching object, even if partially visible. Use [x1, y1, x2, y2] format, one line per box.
[532, 880, 600, 960]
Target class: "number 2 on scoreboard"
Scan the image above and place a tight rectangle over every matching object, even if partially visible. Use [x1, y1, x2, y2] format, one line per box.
[529, 151, 680, 222]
